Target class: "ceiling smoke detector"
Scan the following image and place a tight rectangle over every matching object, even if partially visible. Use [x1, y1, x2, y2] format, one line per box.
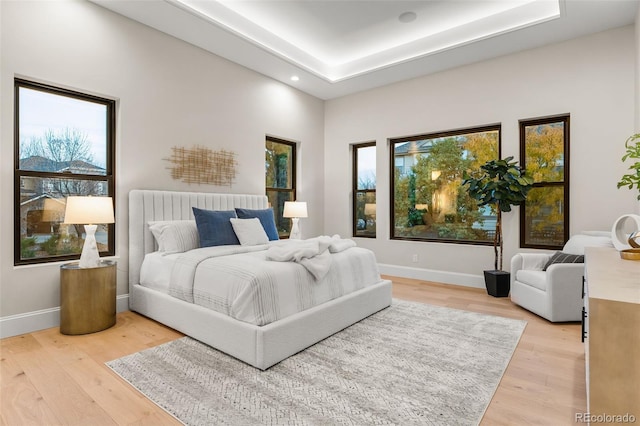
[398, 11, 417, 23]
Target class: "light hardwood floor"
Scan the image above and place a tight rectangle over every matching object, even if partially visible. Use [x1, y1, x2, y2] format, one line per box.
[1, 276, 586, 425]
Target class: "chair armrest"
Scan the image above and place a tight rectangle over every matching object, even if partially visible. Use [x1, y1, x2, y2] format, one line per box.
[546, 263, 586, 317]
[511, 253, 551, 272]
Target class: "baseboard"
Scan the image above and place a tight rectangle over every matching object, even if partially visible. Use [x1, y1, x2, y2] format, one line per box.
[0, 294, 130, 339]
[378, 264, 485, 289]
[2, 267, 485, 339]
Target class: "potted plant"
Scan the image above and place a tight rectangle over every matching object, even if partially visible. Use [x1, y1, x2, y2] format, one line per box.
[617, 133, 640, 200]
[462, 156, 534, 297]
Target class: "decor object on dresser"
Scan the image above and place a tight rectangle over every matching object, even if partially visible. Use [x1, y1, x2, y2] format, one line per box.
[129, 190, 392, 370]
[282, 200, 307, 239]
[616, 133, 640, 199]
[610, 213, 640, 251]
[510, 232, 613, 322]
[63, 196, 115, 268]
[60, 260, 117, 335]
[462, 157, 533, 297]
[107, 299, 526, 426]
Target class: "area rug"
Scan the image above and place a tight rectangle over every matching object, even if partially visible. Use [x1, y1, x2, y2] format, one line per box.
[107, 299, 526, 425]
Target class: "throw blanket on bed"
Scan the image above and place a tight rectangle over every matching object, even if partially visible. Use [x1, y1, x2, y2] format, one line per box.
[167, 238, 381, 325]
[265, 235, 357, 280]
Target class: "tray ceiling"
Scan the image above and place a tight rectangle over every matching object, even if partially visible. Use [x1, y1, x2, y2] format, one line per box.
[91, 0, 639, 99]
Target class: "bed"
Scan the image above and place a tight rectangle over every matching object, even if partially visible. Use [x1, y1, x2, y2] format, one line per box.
[129, 189, 392, 370]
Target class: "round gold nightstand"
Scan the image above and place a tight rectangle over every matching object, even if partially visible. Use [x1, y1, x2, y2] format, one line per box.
[60, 260, 116, 335]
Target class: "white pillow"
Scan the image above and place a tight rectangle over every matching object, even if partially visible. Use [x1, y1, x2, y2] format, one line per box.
[562, 234, 613, 255]
[580, 230, 611, 237]
[230, 218, 269, 246]
[148, 220, 199, 254]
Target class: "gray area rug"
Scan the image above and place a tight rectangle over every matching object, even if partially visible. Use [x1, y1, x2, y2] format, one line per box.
[107, 299, 526, 425]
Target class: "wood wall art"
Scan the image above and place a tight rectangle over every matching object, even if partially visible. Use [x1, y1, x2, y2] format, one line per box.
[165, 146, 237, 186]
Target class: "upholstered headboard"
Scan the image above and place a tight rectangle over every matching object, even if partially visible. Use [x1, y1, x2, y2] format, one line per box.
[128, 189, 268, 291]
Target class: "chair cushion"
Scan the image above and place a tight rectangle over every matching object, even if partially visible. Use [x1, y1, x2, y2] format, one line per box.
[515, 270, 548, 291]
[542, 251, 584, 271]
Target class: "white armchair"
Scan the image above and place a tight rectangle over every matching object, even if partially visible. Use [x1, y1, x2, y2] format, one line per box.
[510, 253, 585, 322]
[510, 233, 613, 322]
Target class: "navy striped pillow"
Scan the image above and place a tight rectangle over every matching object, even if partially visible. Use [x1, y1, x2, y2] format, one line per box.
[542, 251, 584, 271]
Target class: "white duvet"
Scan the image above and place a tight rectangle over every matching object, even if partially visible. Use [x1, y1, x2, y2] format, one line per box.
[155, 236, 381, 326]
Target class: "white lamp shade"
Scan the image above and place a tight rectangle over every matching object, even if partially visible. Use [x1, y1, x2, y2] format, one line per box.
[42, 198, 66, 222]
[364, 203, 376, 215]
[63, 196, 115, 225]
[283, 201, 308, 218]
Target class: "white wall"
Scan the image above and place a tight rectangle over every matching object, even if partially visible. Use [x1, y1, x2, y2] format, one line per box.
[637, 5, 640, 133]
[0, 0, 325, 333]
[635, 6, 640, 214]
[325, 26, 638, 286]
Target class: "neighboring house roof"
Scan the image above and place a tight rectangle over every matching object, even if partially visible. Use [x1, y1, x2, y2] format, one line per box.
[20, 193, 65, 207]
[19, 156, 105, 175]
[394, 140, 433, 155]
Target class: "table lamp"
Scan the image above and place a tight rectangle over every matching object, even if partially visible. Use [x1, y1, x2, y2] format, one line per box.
[42, 198, 66, 232]
[364, 203, 376, 216]
[63, 196, 114, 268]
[283, 201, 307, 239]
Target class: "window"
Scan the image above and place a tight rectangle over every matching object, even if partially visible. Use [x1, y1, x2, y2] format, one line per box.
[353, 142, 376, 237]
[520, 115, 570, 249]
[265, 136, 296, 238]
[390, 125, 500, 243]
[14, 79, 116, 265]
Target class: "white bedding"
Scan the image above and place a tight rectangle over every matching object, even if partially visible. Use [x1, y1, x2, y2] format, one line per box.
[141, 237, 382, 326]
[139, 251, 180, 293]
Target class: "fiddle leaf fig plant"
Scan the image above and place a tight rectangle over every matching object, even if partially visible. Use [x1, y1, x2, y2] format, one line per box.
[617, 134, 640, 200]
[462, 156, 534, 271]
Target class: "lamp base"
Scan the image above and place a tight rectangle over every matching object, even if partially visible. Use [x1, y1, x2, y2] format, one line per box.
[79, 224, 102, 268]
[289, 217, 302, 240]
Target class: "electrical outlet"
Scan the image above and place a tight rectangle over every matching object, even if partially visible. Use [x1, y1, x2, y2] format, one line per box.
[412, 254, 418, 262]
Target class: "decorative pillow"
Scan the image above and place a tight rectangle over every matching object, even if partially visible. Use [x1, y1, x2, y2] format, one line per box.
[235, 208, 279, 241]
[579, 230, 611, 237]
[543, 251, 585, 271]
[148, 220, 199, 254]
[192, 208, 239, 247]
[230, 218, 269, 246]
[562, 234, 613, 255]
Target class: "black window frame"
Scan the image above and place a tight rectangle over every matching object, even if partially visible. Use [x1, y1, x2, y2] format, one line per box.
[265, 136, 297, 238]
[389, 124, 502, 245]
[14, 78, 116, 266]
[519, 114, 570, 250]
[352, 141, 376, 238]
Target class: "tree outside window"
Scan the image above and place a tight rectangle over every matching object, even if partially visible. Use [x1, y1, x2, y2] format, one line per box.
[14, 79, 115, 265]
[520, 115, 569, 249]
[391, 125, 500, 243]
[265, 136, 296, 238]
[353, 142, 376, 237]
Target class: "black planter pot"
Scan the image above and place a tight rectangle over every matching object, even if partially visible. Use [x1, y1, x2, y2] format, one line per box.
[483, 270, 510, 297]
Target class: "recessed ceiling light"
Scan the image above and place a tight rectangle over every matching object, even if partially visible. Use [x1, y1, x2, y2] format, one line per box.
[398, 11, 417, 23]
[290, 75, 300, 82]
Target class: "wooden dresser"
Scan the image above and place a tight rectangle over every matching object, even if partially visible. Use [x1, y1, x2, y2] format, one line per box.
[583, 247, 640, 421]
